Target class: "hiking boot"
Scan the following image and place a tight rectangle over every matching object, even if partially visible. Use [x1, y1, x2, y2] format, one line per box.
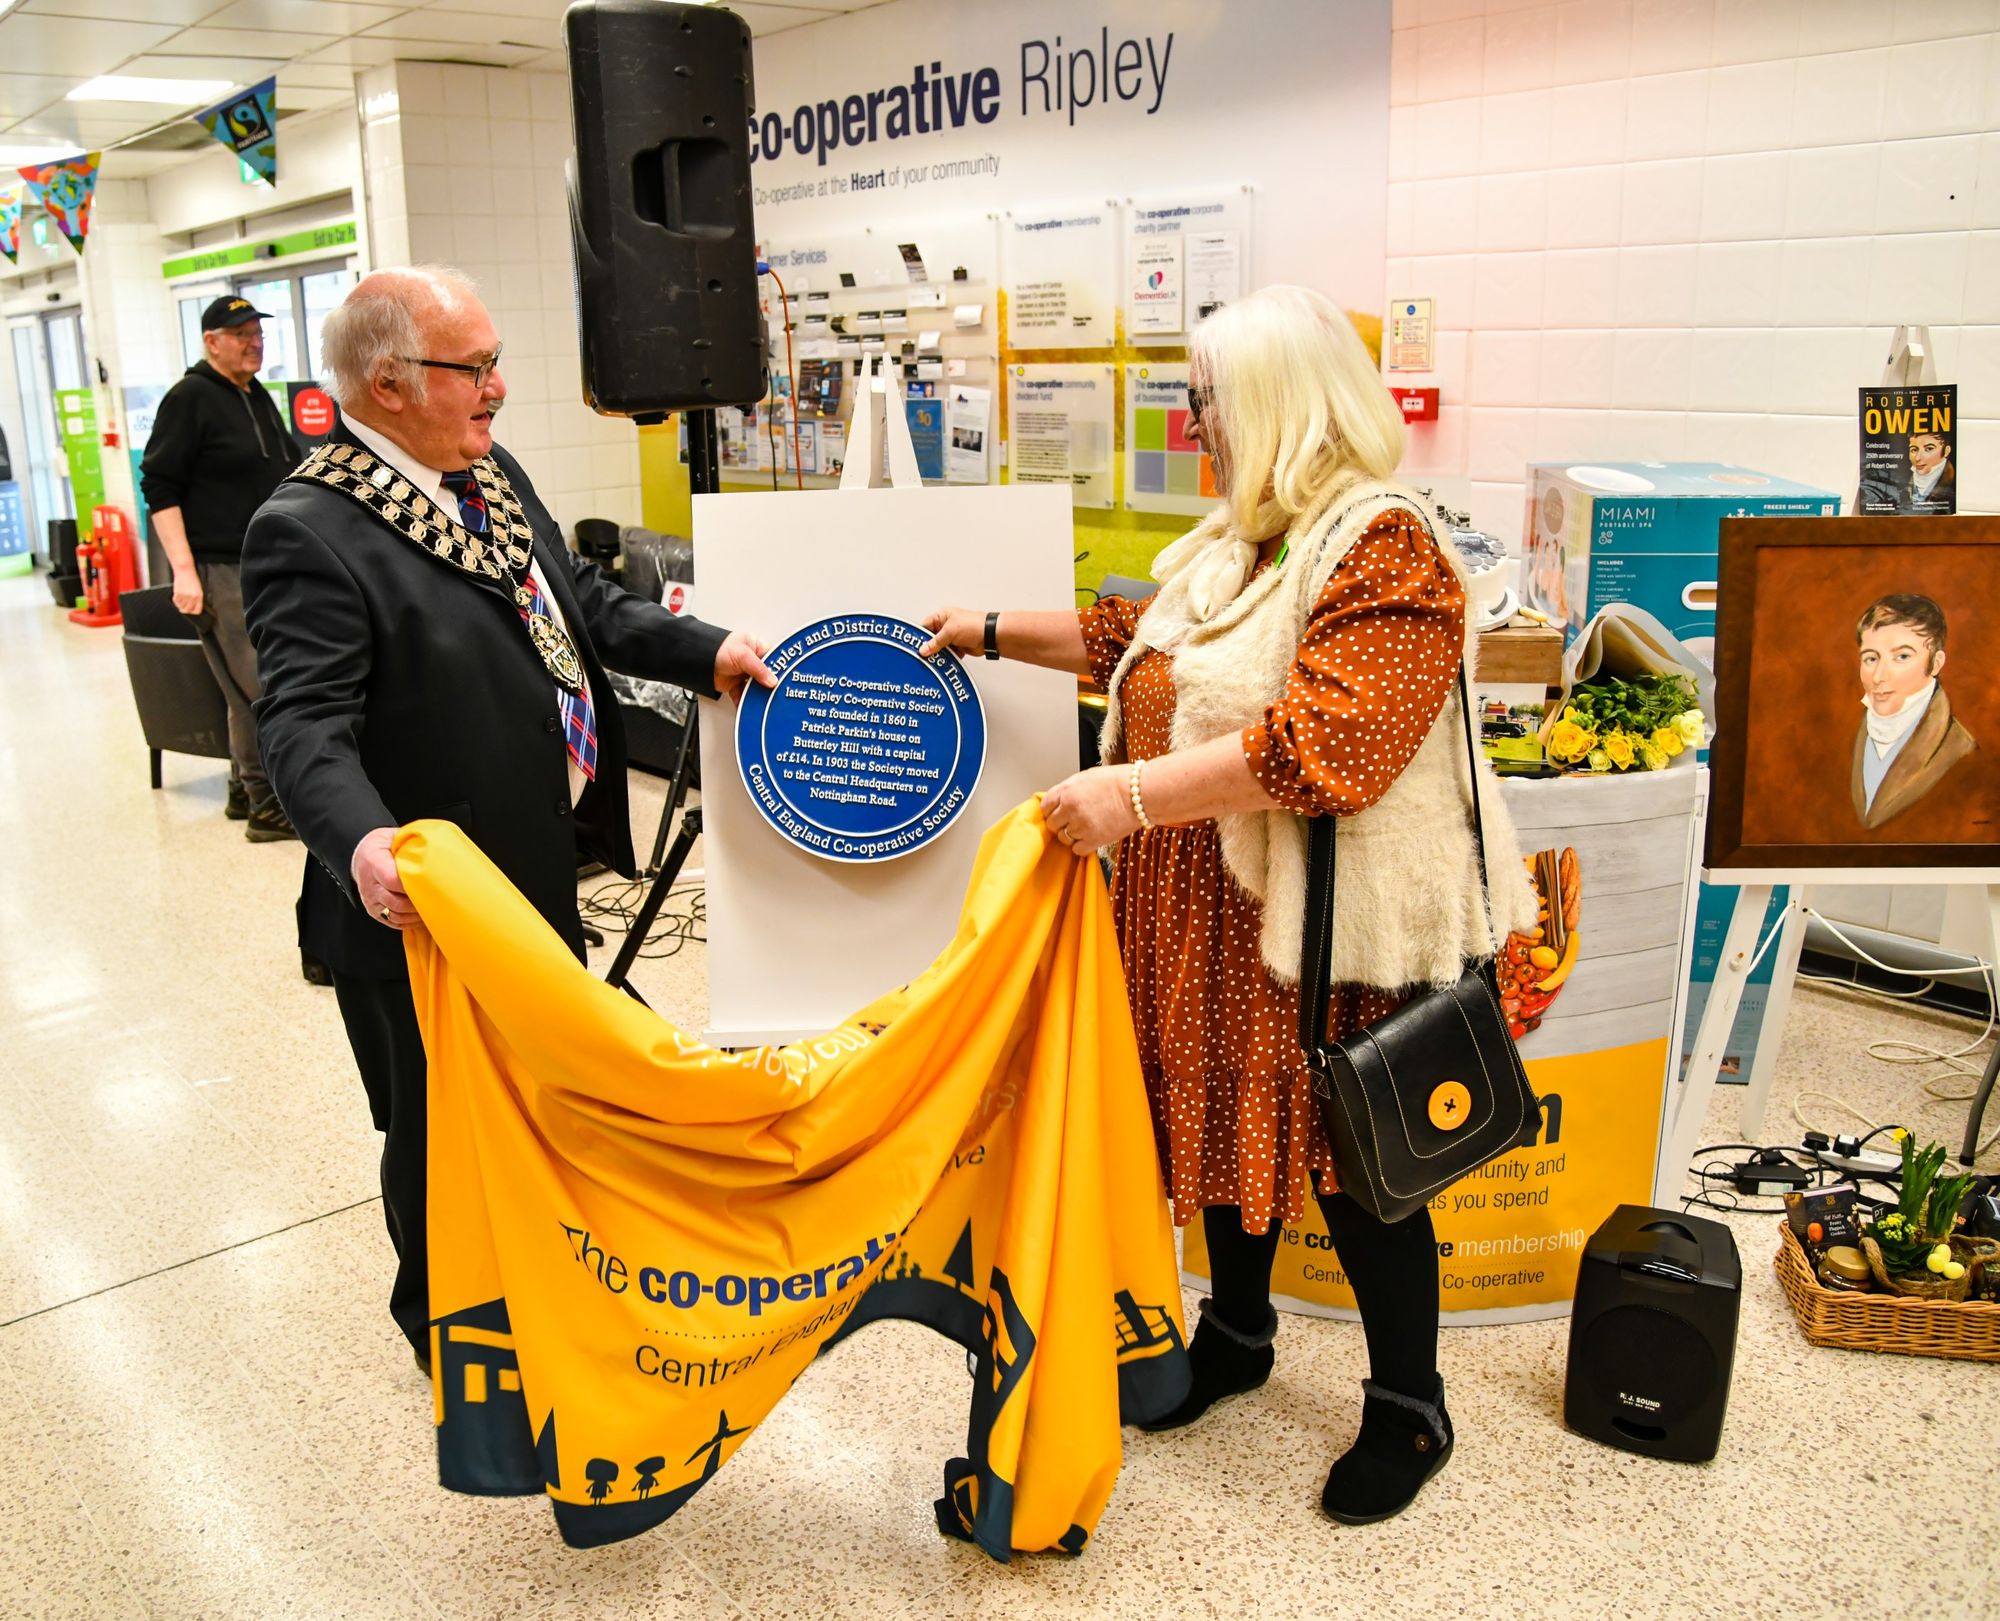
[245, 806, 299, 843]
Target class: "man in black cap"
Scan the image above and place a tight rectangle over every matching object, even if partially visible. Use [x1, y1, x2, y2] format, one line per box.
[141, 295, 303, 840]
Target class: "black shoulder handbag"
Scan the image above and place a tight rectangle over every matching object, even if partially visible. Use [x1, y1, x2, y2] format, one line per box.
[1300, 666, 1542, 1225]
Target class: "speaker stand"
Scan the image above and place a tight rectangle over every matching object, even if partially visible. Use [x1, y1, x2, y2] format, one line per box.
[603, 408, 721, 1002]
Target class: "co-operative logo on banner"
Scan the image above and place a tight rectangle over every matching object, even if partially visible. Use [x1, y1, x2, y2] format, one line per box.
[736, 614, 985, 863]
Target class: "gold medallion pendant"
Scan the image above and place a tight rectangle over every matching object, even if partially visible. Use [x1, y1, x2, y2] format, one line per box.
[516, 585, 586, 694]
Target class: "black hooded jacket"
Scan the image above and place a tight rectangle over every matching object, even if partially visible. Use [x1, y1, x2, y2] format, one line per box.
[140, 360, 301, 561]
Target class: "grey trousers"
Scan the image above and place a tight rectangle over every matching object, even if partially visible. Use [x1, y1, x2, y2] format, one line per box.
[191, 561, 275, 814]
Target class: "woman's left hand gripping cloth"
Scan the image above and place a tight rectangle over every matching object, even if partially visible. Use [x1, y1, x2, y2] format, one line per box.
[395, 798, 1190, 1560]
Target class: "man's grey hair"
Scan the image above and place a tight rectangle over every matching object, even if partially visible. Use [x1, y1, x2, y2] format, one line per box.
[320, 265, 481, 409]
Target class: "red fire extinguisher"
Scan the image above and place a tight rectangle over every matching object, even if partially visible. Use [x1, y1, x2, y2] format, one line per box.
[68, 505, 139, 628]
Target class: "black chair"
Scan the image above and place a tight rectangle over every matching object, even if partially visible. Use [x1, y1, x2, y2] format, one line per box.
[119, 585, 228, 789]
[46, 517, 80, 608]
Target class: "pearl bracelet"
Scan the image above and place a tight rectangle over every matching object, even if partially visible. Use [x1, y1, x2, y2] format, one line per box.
[1128, 759, 1153, 831]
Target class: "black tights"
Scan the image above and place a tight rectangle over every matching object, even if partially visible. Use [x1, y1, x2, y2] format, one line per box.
[1201, 1192, 1440, 1401]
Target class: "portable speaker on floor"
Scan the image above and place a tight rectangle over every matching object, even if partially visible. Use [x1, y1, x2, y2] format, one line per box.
[1564, 1205, 1741, 1463]
[565, 0, 766, 420]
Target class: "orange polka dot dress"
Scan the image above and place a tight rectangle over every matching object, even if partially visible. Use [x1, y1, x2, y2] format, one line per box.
[1082, 512, 1467, 1235]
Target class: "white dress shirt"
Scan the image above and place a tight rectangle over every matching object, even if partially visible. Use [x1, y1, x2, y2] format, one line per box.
[345, 416, 588, 842]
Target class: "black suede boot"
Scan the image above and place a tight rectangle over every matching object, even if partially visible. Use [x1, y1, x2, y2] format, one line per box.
[1320, 1376, 1454, 1524]
[1137, 1298, 1277, 1432]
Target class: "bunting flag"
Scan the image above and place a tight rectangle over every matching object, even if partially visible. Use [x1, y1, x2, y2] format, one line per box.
[16, 154, 100, 255]
[0, 187, 20, 265]
[195, 77, 278, 186]
[396, 801, 1189, 1558]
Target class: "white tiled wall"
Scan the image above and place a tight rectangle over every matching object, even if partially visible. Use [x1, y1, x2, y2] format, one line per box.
[358, 62, 641, 535]
[1387, 0, 2000, 542]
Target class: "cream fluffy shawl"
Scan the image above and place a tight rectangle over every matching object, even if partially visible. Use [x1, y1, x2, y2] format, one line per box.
[1099, 475, 1539, 991]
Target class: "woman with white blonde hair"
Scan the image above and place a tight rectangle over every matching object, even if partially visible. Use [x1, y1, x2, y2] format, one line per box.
[924, 284, 1534, 1525]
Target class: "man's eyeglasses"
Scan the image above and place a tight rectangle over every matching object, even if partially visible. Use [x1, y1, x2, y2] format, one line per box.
[1187, 384, 1214, 426]
[400, 347, 503, 389]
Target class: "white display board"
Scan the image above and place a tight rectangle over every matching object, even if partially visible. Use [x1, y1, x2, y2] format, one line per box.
[1124, 187, 1252, 347]
[1006, 363, 1115, 508]
[1123, 361, 1216, 516]
[696, 483, 1080, 1045]
[1002, 206, 1119, 348]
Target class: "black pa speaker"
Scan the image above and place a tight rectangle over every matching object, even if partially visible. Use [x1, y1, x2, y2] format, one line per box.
[1564, 1205, 1741, 1463]
[564, 0, 767, 420]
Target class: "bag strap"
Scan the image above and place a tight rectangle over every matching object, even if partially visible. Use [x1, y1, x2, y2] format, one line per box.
[1297, 662, 1493, 1057]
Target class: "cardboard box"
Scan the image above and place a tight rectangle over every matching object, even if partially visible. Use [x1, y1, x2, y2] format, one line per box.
[1521, 465, 1840, 1093]
[1521, 463, 1840, 664]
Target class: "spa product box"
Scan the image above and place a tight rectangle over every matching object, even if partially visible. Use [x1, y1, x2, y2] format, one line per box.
[1521, 463, 1840, 664]
[1521, 464, 1838, 1095]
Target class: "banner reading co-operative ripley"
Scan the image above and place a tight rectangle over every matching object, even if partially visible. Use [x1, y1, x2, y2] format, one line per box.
[1187, 768, 1695, 1323]
[741, 0, 1387, 297]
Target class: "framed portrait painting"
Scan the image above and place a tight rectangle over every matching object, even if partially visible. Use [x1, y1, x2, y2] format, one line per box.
[1707, 515, 2000, 870]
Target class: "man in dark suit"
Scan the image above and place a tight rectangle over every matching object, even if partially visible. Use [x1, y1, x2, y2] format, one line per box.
[244, 266, 772, 1369]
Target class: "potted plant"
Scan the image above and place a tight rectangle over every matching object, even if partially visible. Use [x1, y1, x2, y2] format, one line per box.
[1858, 1134, 1996, 1301]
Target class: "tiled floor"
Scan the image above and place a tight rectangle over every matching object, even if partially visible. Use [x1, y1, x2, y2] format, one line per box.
[2, 569, 1997, 1620]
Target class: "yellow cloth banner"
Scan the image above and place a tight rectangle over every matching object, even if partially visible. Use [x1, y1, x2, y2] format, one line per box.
[396, 802, 1188, 1558]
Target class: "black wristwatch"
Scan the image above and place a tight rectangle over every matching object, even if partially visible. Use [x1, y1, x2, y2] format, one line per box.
[983, 611, 1001, 660]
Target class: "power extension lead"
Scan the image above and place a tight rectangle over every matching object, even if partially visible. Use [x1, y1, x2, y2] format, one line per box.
[1806, 1145, 1903, 1181]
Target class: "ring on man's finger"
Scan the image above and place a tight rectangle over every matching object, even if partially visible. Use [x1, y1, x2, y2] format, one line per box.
[379, 904, 392, 923]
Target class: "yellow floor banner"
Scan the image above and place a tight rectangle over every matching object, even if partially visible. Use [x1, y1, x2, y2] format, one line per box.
[396, 802, 1189, 1558]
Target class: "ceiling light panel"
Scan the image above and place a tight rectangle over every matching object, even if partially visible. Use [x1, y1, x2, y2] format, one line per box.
[0, 140, 91, 165]
[67, 74, 237, 104]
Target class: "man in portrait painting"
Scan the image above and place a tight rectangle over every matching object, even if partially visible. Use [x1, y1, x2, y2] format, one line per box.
[1902, 431, 1955, 515]
[1851, 594, 1977, 829]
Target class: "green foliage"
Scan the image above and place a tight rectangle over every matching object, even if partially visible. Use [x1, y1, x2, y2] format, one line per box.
[1864, 1135, 1977, 1276]
[1560, 672, 1700, 737]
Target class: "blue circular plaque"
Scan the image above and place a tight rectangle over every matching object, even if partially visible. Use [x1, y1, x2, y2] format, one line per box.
[735, 614, 987, 863]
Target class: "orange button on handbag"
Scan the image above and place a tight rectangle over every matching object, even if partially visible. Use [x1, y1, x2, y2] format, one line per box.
[1427, 1081, 1472, 1132]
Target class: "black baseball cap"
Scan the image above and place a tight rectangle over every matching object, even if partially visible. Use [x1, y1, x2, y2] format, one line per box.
[201, 295, 271, 332]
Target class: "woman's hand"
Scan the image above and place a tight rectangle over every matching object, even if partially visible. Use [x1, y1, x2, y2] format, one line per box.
[919, 607, 985, 660]
[1040, 765, 1139, 855]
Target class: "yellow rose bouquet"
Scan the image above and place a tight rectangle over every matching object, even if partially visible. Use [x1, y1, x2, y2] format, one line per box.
[1543, 673, 1705, 773]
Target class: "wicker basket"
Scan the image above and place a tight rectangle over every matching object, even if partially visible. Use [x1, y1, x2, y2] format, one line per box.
[1774, 1224, 2000, 1361]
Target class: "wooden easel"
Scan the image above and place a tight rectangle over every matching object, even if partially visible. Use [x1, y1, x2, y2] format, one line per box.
[1658, 870, 2000, 1199]
[1852, 325, 1936, 513]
